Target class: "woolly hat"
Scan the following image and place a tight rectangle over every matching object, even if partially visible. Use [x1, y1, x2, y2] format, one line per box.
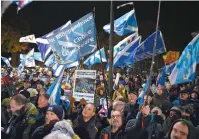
[47, 105, 64, 120]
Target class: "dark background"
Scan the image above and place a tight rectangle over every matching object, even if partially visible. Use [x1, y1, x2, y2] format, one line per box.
[2, 1, 199, 54]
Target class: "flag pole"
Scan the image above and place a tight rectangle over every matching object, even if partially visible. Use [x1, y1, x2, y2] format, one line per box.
[145, 0, 161, 105]
[108, 0, 114, 97]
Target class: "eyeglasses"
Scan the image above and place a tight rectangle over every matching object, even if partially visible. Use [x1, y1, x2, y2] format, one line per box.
[111, 115, 121, 119]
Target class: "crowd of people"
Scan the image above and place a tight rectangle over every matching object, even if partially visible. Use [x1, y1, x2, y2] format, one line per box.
[1, 65, 199, 139]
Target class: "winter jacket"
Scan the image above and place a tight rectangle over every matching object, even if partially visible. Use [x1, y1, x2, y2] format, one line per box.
[74, 115, 98, 139]
[167, 119, 198, 139]
[99, 126, 124, 139]
[152, 94, 171, 108]
[125, 114, 164, 139]
[5, 102, 38, 139]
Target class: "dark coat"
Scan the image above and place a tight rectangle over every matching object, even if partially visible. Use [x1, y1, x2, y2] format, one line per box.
[74, 115, 98, 139]
[99, 126, 124, 139]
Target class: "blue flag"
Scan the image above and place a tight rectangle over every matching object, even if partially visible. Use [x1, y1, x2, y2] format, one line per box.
[44, 54, 56, 67]
[137, 76, 150, 104]
[113, 36, 141, 67]
[169, 34, 199, 85]
[103, 10, 138, 36]
[83, 48, 107, 68]
[1, 56, 11, 67]
[47, 66, 64, 105]
[125, 30, 166, 64]
[156, 66, 166, 86]
[36, 20, 71, 61]
[165, 62, 176, 74]
[33, 52, 43, 62]
[47, 13, 97, 65]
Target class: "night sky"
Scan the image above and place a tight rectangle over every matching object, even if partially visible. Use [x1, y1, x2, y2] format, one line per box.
[2, 1, 199, 52]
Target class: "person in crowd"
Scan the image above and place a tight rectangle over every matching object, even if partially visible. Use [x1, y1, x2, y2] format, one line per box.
[190, 91, 199, 103]
[36, 80, 45, 92]
[125, 105, 164, 139]
[100, 110, 125, 139]
[163, 106, 183, 135]
[94, 85, 105, 108]
[31, 105, 64, 139]
[164, 82, 172, 98]
[30, 94, 50, 136]
[152, 85, 171, 108]
[124, 89, 139, 121]
[73, 103, 98, 139]
[2, 94, 38, 139]
[31, 74, 39, 89]
[1, 76, 17, 101]
[18, 79, 31, 92]
[173, 89, 191, 106]
[167, 119, 198, 139]
[43, 120, 80, 139]
[112, 80, 128, 101]
[151, 107, 165, 125]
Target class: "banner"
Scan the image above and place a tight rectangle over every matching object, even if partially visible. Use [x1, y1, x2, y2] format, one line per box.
[47, 12, 97, 65]
[19, 34, 36, 43]
[163, 51, 180, 64]
[73, 70, 96, 103]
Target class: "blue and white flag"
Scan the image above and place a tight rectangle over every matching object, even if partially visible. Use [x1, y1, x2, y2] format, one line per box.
[113, 36, 141, 67]
[36, 20, 72, 61]
[17, 62, 25, 73]
[156, 66, 166, 86]
[84, 48, 107, 68]
[114, 32, 138, 57]
[47, 13, 97, 65]
[165, 62, 176, 74]
[103, 9, 138, 36]
[125, 30, 166, 64]
[44, 54, 55, 67]
[13, 0, 33, 11]
[1, 56, 11, 67]
[137, 76, 150, 104]
[47, 66, 64, 105]
[66, 61, 79, 69]
[25, 48, 35, 67]
[33, 52, 43, 62]
[169, 34, 199, 85]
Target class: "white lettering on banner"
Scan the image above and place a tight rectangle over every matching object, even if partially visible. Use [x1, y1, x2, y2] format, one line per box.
[55, 15, 93, 40]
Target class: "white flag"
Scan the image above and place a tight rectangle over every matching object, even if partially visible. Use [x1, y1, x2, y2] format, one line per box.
[19, 35, 36, 43]
[25, 48, 35, 67]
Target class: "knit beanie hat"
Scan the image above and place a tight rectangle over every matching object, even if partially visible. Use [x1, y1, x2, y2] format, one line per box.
[1, 76, 9, 85]
[47, 105, 64, 120]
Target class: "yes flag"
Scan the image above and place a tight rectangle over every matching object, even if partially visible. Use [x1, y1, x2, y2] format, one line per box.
[83, 48, 107, 68]
[103, 10, 138, 36]
[113, 32, 138, 57]
[19, 34, 36, 43]
[47, 66, 64, 105]
[125, 30, 166, 64]
[44, 54, 55, 67]
[114, 36, 141, 67]
[1, 56, 11, 67]
[47, 13, 97, 65]
[169, 34, 199, 85]
[137, 76, 150, 104]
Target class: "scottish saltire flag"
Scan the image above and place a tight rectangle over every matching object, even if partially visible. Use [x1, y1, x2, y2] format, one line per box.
[13, 0, 32, 11]
[125, 30, 166, 64]
[44, 54, 55, 67]
[113, 36, 141, 67]
[84, 48, 107, 68]
[19, 34, 36, 43]
[103, 9, 138, 36]
[137, 76, 150, 104]
[1, 56, 11, 67]
[33, 52, 43, 62]
[47, 66, 65, 105]
[114, 32, 138, 57]
[36, 20, 72, 61]
[169, 34, 199, 85]
[66, 61, 79, 69]
[156, 66, 166, 86]
[47, 12, 97, 64]
[165, 62, 176, 74]
[25, 48, 35, 67]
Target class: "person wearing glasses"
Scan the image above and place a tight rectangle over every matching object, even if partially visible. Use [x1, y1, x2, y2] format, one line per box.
[99, 110, 124, 139]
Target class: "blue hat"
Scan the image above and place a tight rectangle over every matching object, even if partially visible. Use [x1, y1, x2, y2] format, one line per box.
[47, 105, 64, 120]
[119, 80, 126, 86]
